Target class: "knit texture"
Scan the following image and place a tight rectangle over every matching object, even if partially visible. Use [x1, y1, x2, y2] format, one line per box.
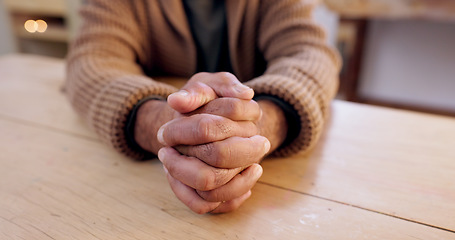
[66, 0, 341, 159]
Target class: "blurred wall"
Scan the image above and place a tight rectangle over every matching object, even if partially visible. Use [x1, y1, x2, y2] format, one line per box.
[359, 20, 455, 111]
[0, 1, 16, 55]
[66, 0, 83, 40]
[314, 4, 339, 47]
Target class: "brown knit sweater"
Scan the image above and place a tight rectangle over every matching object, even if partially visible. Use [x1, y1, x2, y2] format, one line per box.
[66, 0, 341, 159]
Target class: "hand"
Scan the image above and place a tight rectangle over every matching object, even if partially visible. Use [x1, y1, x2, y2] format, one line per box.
[160, 73, 272, 213]
[134, 72, 256, 154]
[159, 148, 265, 214]
[165, 72, 287, 152]
[157, 100, 282, 213]
[156, 112, 270, 194]
[135, 72, 287, 213]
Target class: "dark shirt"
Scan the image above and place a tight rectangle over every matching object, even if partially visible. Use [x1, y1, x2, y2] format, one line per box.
[182, 0, 233, 73]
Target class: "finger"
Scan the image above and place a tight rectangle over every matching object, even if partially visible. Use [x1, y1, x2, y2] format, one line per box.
[164, 167, 221, 214]
[158, 147, 244, 191]
[167, 81, 218, 114]
[195, 72, 253, 100]
[197, 164, 262, 202]
[210, 190, 252, 214]
[175, 136, 270, 169]
[167, 72, 254, 113]
[187, 98, 262, 121]
[157, 114, 258, 146]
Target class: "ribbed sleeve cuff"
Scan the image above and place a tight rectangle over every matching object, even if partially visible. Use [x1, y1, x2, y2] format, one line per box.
[246, 74, 325, 156]
[87, 75, 177, 159]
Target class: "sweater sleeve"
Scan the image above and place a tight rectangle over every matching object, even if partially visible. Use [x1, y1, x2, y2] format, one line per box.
[246, 0, 342, 156]
[65, 0, 177, 159]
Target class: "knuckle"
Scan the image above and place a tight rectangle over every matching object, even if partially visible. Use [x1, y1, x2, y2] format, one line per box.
[211, 168, 225, 188]
[225, 98, 243, 117]
[200, 190, 223, 202]
[196, 117, 216, 142]
[196, 168, 216, 191]
[197, 116, 231, 142]
[217, 72, 235, 84]
[217, 121, 233, 136]
[201, 143, 226, 168]
[197, 167, 230, 191]
[191, 72, 209, 82]
[187, 199, 211, 215]
[243, 121, 259, 136]
[199, 143, 214, 159]
[203, 100, 222, 114]
[214, 144, 231, 167]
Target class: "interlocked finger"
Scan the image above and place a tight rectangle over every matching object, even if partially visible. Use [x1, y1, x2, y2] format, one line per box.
[157, 114, 259, 147]
[158, 147, 245, 191]
[196, 164, 263, 202]
[175, 136, 270, 169]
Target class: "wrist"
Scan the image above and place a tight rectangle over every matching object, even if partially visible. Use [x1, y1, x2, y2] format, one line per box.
[256, 100, 288, 154]
[135, 99, 175, 154]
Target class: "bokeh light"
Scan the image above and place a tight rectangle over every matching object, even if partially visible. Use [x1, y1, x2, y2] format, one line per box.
[36, 20, 48, 33]
[24, 19, 48, 33]
[24, 20, 37, 33]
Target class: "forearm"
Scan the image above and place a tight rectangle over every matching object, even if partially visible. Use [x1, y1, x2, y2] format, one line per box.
[66, 60, 176, 159]
[65, 0, 180, 159]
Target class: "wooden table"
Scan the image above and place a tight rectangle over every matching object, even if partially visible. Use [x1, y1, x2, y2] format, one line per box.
[1, 54, 454, 239]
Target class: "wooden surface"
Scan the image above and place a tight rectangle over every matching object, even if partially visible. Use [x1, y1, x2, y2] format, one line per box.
[1, 54, 455, 239]
[324, 0, 455, 21]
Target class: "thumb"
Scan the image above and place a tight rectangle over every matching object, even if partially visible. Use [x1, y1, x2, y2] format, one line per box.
[167, 81, 217, 113]
[167, 72, 254, 114]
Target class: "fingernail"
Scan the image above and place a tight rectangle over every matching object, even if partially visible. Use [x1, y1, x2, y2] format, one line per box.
[258, 108, 263, 120]
[234, 84, 251, 94]
[264, 140, 271, 154]
[253, 164, 263, 179]
[172, 90, 189, 98]
[246, 190, 252, 198]
[157, 148, 165, 162]
[157, 125, 166, 145]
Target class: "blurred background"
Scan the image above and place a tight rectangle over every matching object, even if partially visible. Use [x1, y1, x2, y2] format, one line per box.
[0, 0, 454, 116]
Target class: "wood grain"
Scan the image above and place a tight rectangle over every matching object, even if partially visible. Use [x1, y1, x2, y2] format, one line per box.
[261, 101, 455, 231]
[0, 54, 186, 140]
[0, 119, 453, 239]
[0, 54, 96, 140]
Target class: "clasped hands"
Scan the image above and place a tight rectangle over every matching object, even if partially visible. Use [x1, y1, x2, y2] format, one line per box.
[135, 73, 285, 214]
